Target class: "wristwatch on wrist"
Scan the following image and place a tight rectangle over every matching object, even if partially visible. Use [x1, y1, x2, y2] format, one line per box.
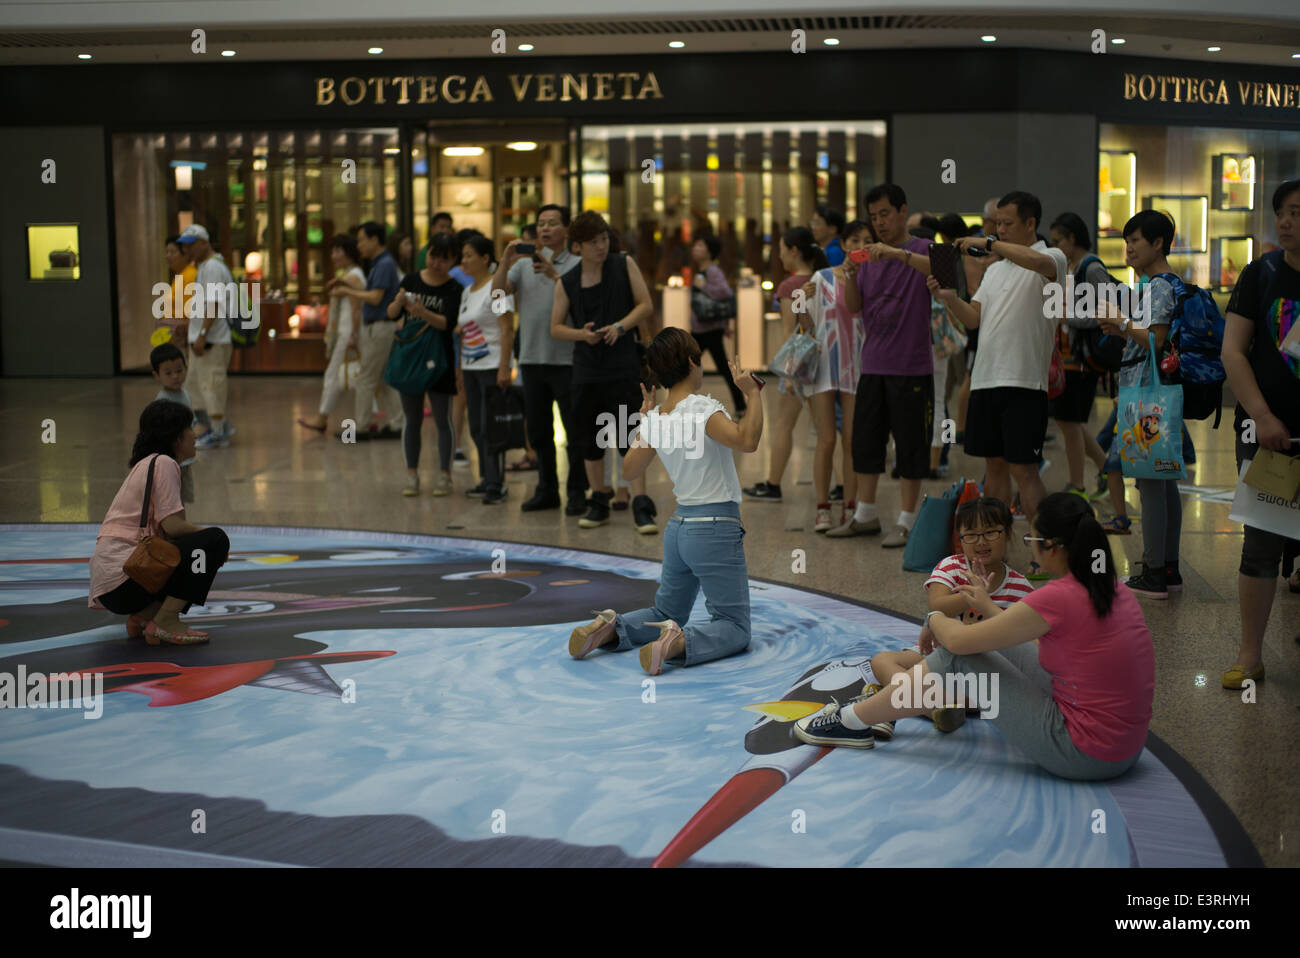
[1119, 317, 1132, 333]
[926, 610, 945, 624]
[614, 322, 624, 335]
[985, 236, 996, 252]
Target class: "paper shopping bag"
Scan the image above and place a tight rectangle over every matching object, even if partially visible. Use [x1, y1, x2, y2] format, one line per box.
[1229, 461, 1300, 541]
[1243, 447, 1300, 502]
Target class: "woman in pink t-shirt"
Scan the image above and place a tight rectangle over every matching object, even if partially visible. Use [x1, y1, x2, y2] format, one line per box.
[89, 400, 230, 645]
[795, 492, 1154, 780]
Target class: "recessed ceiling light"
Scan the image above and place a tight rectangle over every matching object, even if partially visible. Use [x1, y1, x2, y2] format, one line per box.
[669, 41, 685, 49]
[442, 146, 484, 157]
[221, 50, 236, 57]
[981, 35, 997, 43]
[1111, 38, 1126, 45]
[368, 47, 383, 55]
[518, 43, 534, 52]
[77, 53, 92, 60]
[1207, 46, 1221, 52]
[506, 142, 538, 151]
[1292, 52, 1299, 59]
[824, 38, 840, 46]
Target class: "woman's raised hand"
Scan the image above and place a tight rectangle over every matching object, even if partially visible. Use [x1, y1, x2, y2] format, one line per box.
[730, 357, 759, 395]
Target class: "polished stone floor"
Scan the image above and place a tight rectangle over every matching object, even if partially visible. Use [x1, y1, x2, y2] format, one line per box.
[1, 374, 1295, 866]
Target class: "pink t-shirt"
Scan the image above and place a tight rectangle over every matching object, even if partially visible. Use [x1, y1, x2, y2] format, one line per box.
[926, 554, 1033, 609]
[1022, 576, 1154, 762]
[88, 455, 185, 607]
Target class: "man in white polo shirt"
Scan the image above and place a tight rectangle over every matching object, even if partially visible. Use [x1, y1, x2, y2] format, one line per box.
[180, 224, 238, 449]
[929, 190, 1066, 524]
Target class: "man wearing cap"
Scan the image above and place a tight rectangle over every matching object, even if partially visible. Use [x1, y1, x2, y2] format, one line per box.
[180, 224, 237, 449]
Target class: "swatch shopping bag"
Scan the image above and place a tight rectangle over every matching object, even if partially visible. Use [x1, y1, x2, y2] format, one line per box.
[1116, 347, 1185, 480]
[903, 478, 965, 572]
[1229, 460, 1300, 541]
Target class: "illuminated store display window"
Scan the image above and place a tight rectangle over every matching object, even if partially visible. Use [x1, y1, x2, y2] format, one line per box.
[1144, 194, 1209, 253]
[1212, 154, 1257, 212]
[27, 224, 80, 281]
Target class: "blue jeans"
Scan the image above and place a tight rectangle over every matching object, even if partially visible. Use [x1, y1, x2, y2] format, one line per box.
[614, 501, 751, 667]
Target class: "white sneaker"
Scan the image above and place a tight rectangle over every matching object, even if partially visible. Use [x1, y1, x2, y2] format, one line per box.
[402, 474, 420, 497]
[882, 524, 909, 548]
[814, 507, 833, 533]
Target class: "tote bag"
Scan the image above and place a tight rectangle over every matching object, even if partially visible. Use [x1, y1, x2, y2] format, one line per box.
[1116, 346, 1185, 480]
[1229, 460, 1300, 541]
[903, 478, 965, 573]
[486, 385, 527, 455]
[771, 328, 820, 386]
[383, 319, 448, 395]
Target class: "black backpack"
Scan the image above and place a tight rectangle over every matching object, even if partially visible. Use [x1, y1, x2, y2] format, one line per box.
[1071, 255, 1124, 374]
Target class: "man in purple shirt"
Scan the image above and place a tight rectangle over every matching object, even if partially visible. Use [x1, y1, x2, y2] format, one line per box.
[828, 184, 935, 547]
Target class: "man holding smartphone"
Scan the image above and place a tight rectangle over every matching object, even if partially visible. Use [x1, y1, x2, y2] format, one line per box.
[931, 191, 1067, 527]
[828, 184, 934, 548]
[493, 204, 586, 514]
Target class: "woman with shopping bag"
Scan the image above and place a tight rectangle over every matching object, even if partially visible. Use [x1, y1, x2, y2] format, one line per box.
[1098, 211, 1185, 600]
[298, 235, 366, 433]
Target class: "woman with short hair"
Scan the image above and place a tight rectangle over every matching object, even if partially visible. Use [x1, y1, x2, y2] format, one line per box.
[568, 327, 763, 673]
[89, 400, 230, 645]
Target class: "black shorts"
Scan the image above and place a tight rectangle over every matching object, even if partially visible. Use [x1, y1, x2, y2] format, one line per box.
[1235, 434, 1300, 579]
[571, 378, 643, 461]
[1050, 369, 1099, 424]
[852, 373, 933, 478]
[964, 387, 1049, 465]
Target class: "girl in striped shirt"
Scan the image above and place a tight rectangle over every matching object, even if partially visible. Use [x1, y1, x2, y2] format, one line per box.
[867, 497, 1031, 733]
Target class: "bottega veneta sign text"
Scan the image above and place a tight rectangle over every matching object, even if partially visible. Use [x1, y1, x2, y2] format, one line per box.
[315, 72, 664, 107]
[1123, 72, 1300, 109]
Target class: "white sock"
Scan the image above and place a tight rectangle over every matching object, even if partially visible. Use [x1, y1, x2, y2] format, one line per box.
[898, 510, 917, 531]
[840, 705, 869, 730]
[854, 502, 878, 523]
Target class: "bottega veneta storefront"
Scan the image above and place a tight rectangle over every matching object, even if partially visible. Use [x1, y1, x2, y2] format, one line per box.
[1, 48, 1297, 376]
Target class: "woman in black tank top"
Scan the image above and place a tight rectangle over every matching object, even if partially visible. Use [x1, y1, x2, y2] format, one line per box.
[551, 211, 659, 534]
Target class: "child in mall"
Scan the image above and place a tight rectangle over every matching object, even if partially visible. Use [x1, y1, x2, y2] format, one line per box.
[150, 342, 196, 504]
[866, 497, 1031, 736]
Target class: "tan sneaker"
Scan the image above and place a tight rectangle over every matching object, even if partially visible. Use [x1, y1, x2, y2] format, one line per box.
[882, 524, 909, 548]
[402, 474, 420, 497]
[826, 516, 882, 538]
[431, 473, 452, 497]
[814, 507, 833, 533]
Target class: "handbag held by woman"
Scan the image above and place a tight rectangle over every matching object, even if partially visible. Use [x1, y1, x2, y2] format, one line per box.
[122, 455, 181, 593]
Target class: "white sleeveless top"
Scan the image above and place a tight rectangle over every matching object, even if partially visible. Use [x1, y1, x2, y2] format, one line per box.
[639, 393, 741, 505]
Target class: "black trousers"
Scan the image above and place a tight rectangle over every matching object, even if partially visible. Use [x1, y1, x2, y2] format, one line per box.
[521, 363, 588, 500]
[97, 528, 230, 615]
[692, 328, 746, 412]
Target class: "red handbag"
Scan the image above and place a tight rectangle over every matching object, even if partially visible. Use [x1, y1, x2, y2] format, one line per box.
[1047, 349, 1066, 399]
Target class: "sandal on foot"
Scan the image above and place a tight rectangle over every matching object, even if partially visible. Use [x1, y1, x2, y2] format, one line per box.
[1025, 560, 1050, 582]
[569, 609, 617, 659]
[1221, 663, 1264, 689]
[507, 456, 538, 472]
[145, 621, 210, 646]
[296, 418, 327, 433]
[126, 614, 149, 639]
[639, 620, 684, 676]
[1101, 516, 1132, 535]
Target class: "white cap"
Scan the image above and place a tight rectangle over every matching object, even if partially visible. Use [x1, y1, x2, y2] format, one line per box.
[177, 224, 210, 244]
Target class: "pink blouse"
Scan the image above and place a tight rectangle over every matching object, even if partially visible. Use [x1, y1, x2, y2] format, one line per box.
[88, 455, 185, 607]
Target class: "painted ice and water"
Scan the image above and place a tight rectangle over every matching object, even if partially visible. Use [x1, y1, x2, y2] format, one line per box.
[0, 526, 1132, 867]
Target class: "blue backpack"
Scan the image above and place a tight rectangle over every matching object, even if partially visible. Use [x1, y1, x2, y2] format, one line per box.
[1156, 272, 1226, 427]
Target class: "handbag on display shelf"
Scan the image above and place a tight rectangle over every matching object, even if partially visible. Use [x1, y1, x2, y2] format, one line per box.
[122, 455, 181, 594]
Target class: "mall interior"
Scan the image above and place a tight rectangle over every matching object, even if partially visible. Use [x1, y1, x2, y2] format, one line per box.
[0, 0, 1297, 871]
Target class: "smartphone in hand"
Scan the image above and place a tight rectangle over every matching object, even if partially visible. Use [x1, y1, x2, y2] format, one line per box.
[848, 248, 871, 264]
[515, 243, 536, 256]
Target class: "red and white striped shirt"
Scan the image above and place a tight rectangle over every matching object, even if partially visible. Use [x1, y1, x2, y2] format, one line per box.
[925, 554, 1033, 608]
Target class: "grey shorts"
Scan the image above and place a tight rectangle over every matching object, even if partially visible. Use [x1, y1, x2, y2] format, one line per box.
[923, 642, 1142, 781]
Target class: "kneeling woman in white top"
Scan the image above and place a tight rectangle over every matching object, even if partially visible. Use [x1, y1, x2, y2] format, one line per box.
[568, 327, 764, 674]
